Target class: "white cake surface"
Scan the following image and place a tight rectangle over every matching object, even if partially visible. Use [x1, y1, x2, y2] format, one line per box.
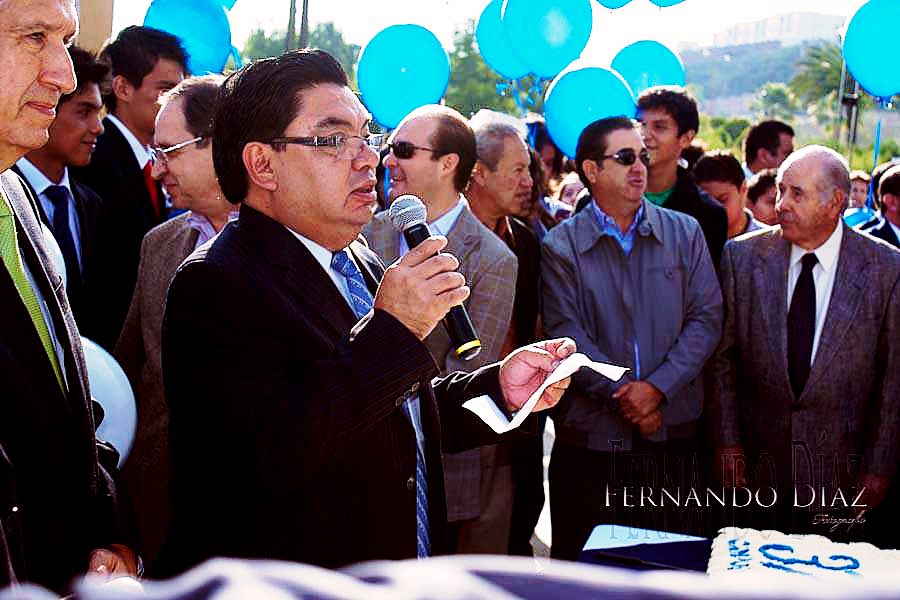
[707, 527, 900, 580]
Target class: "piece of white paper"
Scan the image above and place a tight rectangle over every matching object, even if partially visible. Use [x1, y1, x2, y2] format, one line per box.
[462, 352, 629, 434]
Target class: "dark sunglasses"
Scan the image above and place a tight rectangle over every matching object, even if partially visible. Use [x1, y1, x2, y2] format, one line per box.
[388, 140, 437, 160]
[599, 147, 651, 167]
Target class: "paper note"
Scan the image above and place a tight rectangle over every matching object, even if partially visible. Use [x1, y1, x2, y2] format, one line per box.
[462, 352, 628, 434]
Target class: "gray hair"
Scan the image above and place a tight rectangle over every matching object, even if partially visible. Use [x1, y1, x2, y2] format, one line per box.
[469, 109, 527, 172]
[778, 144, 850, 210]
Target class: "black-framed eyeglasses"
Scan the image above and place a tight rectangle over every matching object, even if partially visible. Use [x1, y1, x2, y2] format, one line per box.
[387, 140, 438, 160]
[268, 133, 384, 160]
[599, 147, 651, 168]
[149, 136, 204, 166]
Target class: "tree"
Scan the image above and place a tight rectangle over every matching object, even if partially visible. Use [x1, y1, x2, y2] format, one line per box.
[444, 20, 517, 118]
[750, 82, 799, 121]
[789, 42, 870, 127]
[286, 0, 296, 51]
[241, 22, 360, 81]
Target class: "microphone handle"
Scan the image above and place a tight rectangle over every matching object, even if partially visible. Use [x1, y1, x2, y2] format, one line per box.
[401, 223, 482, 360]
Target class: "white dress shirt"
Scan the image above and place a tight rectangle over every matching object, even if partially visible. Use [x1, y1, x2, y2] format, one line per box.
[786, 223, 843, 365]
[398, 195, 467, 257]
[15, 159, 82, 269]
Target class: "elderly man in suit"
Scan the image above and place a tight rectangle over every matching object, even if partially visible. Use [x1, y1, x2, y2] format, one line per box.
[364, 104, 518, 554]
[13, 46, 107, 343]
[157, 49, 573, 575]
[0, 0, 137, 592]
[542, 117, 723, 559]
[114, 75, 233, 574]
[73, 26, 187, 350]
[709, 145, 900, 539]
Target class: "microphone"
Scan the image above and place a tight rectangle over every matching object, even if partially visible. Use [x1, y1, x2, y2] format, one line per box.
[388, 195, 482, 360]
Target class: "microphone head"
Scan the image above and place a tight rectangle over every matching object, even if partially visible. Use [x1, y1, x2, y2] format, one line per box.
[388, 194, 427, 232]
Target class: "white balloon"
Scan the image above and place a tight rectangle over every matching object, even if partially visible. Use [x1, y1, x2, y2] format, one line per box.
[81, 337, 137, 468]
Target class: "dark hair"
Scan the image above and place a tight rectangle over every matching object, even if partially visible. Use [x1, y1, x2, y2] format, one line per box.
[693, 150, 744, 188]
[742, 120, 794, 166]
[161, 75, 224, 149]
[871, 159, 900, 200]
[746, 168, 777, 204]
[681, 141, 707, 172]
[878, 165, 900, 199]
[60, 46, 108, 107]
[526, 116, 564, 177]
[212, 49, 348, 204]
[574, 116, 638, 189]
[99, 26, 188, 112]
[637, 86, 699, 136]
[428, 108, 477, 193]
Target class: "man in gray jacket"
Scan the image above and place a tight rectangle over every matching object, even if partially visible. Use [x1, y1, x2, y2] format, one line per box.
[541, 117, 723, 559]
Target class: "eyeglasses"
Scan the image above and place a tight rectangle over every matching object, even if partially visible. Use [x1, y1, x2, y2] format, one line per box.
[268, 133, 384, 160]
[599, 147, 651, 168]
[149, 136, 204, 166]
[387, 140, 438, 160]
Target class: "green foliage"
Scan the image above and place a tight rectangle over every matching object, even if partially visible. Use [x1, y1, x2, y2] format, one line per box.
[444, 19, 517, 118]
[789, 42, 870, 129]
[699, 115, 750, 153]
[683, 42, 805, 98]
[750, 82, 799, 121]
[241, 23, 360, 83]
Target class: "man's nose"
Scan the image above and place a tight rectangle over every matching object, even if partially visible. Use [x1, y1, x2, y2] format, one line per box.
[42, 42, 77, 95]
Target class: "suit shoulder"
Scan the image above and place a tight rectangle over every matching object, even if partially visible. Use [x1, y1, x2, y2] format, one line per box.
[850, 227, 900, 268]
[144, 213, 193, 244]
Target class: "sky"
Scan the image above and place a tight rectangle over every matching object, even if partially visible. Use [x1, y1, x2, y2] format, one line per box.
[113, 0, 864, 60]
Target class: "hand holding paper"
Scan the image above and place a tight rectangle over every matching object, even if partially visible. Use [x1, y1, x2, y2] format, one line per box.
[463, 343, 630, 434]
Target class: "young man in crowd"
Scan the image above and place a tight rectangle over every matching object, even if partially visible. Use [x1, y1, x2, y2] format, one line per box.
[693, 151, 766, 239]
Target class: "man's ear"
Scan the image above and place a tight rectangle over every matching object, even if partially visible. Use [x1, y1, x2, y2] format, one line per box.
[111, 75, 135, 105]
[470, 161, 488, 187]
[438, 152, 460, 181]
[678, 129, 696, 151]
[582, 159, 601, 187]
[243, 142, 278, 192]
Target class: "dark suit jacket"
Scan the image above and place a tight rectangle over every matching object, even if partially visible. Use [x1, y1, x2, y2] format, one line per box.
[665, 166, 728, 267]
[156, 205, 522, 576]
[10, 165, 107, 344]
[0, 170, 122, 593]
[72, 118, 165, 350]
[868, 218, 900, 249]
[708, 225, 900, 508]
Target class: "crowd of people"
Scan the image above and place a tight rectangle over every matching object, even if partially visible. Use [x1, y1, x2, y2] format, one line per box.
[1, 0, 899, 595]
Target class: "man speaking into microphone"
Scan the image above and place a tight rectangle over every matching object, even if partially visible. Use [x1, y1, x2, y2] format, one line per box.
[364, 105, 521, 554]
[158, 49, 573, 575]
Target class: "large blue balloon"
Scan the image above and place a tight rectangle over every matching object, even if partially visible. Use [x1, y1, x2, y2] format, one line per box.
[611, 40, 685, 96]
[477, 0, 530, 79]
[82, 337, 136, 468]
[595, 0, 633, 8]
[649, 0, 686, 5]
[544, 64, 637, 158]
[357, 25, 450, 129]
[502, 0, 593, 79]
[144, 0, 233, 75]
[843, 0, 900, 99]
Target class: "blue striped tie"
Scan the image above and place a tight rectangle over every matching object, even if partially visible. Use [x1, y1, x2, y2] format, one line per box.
[331, 250, 431, 558]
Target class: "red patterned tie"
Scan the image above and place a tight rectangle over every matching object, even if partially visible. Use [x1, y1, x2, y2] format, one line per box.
[143, 162, 161, 219]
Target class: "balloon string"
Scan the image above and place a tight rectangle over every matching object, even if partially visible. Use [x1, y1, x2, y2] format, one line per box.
[868, 109, 883, 210]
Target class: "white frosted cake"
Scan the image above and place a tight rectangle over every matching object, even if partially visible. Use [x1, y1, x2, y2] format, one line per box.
[707, 527, 900, 580]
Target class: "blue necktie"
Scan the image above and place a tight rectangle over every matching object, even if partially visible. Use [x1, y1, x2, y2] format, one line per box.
[43, 185, 81, 288]
[331, 250, 431, 558]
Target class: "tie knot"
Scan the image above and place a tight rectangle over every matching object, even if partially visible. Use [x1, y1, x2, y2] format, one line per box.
[801, 253, 818, 272]
[44, 185, 69, 207]
[330, 250, 356, 278]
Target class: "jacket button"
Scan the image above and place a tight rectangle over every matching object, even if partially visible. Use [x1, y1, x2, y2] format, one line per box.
[409, 383, 419, 395]
[407, 476, 415, 490]
[395, 397, 405, 408]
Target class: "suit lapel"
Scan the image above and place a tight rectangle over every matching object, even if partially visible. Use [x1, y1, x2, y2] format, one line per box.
[753, 231, 792, 393]
[443, 206, 479, 280]
[103, 118, 160, 224]
[804, 229, 868, 396]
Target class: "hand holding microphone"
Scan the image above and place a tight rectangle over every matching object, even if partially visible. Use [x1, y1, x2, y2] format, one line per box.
[373, 195, 482, 359]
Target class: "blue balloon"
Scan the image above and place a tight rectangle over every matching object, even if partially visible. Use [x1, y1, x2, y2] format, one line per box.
[544, 65, 637, 157]
[218, 0, 238, 8]
[611, 40, 685, 96]
[82, 337, 136, 468]
[843, 0, 900, 99]
[596, 0, 633, 8]
[144, 0, 233, 75]
[502, 0, 593, 79]
[357, 25, 450, 129]
[477, 0, 530, 79]
[649, 0, 686, 5]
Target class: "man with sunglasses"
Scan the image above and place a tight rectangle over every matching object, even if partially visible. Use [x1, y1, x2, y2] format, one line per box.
[541, 117, 723, 560]
[157, 49, 573, 575]
[12, 46, 108, 343]
[363, 105, 519, 555]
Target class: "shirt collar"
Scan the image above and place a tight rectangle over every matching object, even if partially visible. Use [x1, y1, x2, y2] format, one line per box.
[789, 221, 843, 273]
[107, 114, 151, 169]
[285, 226, 337, 275]
[428, 195, 467, 236]
[15, 158, 71, 197]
